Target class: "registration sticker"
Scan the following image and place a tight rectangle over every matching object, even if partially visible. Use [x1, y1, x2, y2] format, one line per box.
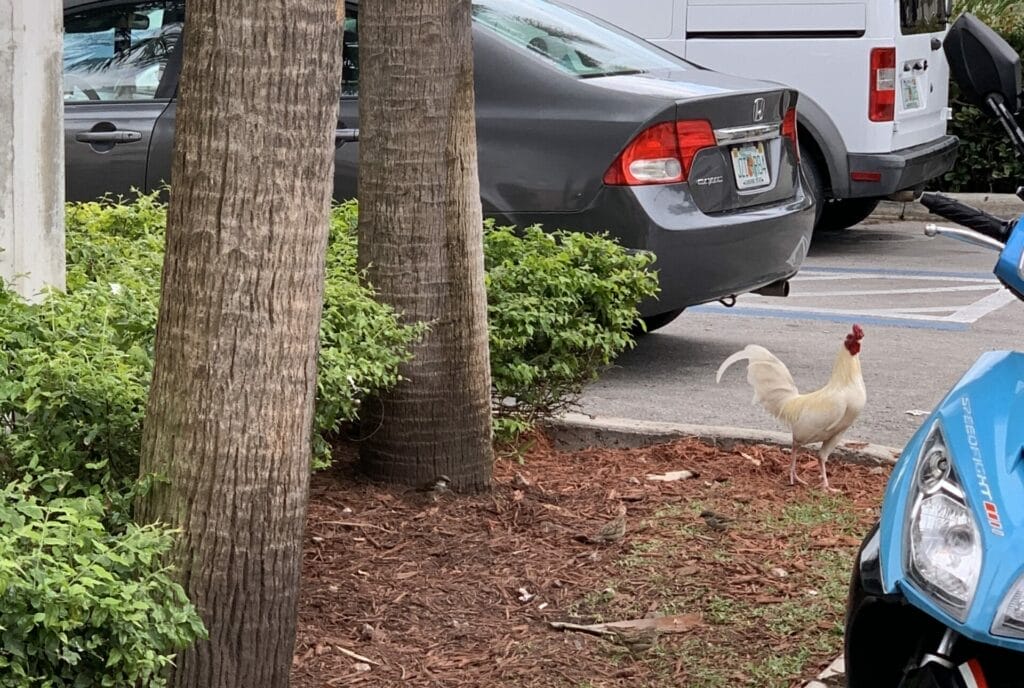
[730, 142, 770, 190]
[901, 75, 922, 110]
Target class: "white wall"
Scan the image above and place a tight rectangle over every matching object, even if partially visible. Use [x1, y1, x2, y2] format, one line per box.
[0, 0, 66, 300]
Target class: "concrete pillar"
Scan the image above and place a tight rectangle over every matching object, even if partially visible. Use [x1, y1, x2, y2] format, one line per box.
[0, 0, 66, 300]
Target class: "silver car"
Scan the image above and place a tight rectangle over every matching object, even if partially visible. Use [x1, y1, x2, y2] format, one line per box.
[62, 0, 814, 330]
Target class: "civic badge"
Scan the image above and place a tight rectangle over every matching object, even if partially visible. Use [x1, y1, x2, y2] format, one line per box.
[752, 97, 766, 123]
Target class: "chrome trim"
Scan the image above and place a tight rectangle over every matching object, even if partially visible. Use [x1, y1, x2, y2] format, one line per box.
[752, 97, 766, 122]
[714, 123, 780, 146]
[936, 629, 958, 658]
[924, 224, 1005, 252]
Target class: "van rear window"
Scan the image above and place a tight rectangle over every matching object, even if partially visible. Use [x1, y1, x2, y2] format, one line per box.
[900, 0, 949, 35]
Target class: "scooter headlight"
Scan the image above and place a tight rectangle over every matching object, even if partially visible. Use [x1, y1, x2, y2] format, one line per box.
[903, 423, 983, 622]
[993, 575, 1024, 638]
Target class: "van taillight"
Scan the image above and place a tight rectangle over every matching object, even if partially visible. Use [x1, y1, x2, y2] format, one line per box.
[781, 107, 799, 161]
[869, 47, 896, 122]
[604, 119, 715, 186]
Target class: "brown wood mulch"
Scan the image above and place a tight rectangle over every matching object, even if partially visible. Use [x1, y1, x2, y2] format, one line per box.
[290, 434, 890, 688]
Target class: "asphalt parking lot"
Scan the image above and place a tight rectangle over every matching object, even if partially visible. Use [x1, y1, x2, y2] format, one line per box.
[578, 216, 1024, 450]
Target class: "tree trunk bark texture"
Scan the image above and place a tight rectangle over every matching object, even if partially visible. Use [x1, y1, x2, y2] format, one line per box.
[137, 2, 343, 686]
[356, 0, 494, 492]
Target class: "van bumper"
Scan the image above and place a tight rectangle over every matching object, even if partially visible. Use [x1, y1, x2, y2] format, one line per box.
[846, 135, 959, 198]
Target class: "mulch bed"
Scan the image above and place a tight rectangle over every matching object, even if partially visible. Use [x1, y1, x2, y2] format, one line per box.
[290, 434, 890, 687]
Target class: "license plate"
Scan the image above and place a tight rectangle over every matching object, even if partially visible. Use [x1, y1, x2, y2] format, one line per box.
[901, 75, 922, 110]
[730, 142, 770, 190]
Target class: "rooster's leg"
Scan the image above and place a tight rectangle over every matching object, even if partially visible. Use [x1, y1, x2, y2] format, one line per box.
[818, 438, 843, 493]
[788, 443, 807, 486]
[818, 457, 840, 493]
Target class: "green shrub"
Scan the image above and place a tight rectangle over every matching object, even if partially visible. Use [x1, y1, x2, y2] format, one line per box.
[0, 199, 164, 492]
[322, 211, 658, 441]
[0, 472, 206, 687]
[0, 195, 421, 486]
[956, 0, 1019, 14]
[484, 224, 658, 439]
[315, 202, 427, 461]
[939, 3, 1024, 192]
[1, 195, 655, 478]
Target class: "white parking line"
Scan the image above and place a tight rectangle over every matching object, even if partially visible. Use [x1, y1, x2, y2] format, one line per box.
[693, 267, 1015, 330]
[794, 273, 992, 283]
[947, 290, 1018, 323]
[793, 285, 995, 298]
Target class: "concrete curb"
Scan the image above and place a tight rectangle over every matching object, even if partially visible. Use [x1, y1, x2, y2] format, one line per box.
[546, 412, 901, 466]
[872, 192, 1021, 223]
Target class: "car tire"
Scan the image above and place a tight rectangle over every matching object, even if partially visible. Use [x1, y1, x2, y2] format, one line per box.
[799, 152, 826, 230]
[817, 198, 881, 232]
[635, 308, 685, 335]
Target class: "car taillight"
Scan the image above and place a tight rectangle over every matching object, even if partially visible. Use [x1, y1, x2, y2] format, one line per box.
[781, 106, 799, 161]
[676, 120, 716, 180]
[869, 47, 896, 122]
[604, 119, 715, 186]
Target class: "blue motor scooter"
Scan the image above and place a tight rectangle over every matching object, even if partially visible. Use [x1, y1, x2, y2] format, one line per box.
[844, 14, 1024, 688]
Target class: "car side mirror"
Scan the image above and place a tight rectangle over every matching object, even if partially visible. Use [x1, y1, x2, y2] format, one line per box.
[944, 13, 1022, 114]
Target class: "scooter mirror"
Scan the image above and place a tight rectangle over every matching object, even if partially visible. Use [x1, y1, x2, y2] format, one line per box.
[944, 13, 1022, 115]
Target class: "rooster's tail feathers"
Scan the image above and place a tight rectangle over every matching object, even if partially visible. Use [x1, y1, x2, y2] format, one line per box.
[716, 345, 779, 383]
[716, 344, 800, 420]
[716, 346, 758, 383]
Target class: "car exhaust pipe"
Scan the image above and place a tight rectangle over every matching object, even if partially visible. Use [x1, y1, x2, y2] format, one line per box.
[752, 279, 790, 298]
[887, 189, 921, 202]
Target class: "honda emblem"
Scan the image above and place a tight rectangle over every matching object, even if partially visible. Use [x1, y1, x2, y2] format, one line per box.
[752, 97, 766, 122]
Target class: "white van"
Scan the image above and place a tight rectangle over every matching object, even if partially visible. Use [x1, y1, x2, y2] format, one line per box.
[562, 0, 959, 231]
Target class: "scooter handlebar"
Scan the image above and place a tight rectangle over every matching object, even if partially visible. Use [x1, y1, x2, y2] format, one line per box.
[919, 192, 1015, 241]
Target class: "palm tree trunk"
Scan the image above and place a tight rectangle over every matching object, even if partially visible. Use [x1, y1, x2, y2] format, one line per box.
[136, 2, 344, 686]
[356, 0, 493, 492]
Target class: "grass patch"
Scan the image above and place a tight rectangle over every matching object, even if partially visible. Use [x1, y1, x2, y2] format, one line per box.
[562, 459, 878, 687]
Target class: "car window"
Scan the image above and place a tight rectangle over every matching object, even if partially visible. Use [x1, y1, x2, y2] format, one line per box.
[336, 0, 690, 97]
[900, 0, 949, 35]
[63, 1, 184, 102]
[342, 15, 359, 96]
[471, 0, 690, 78]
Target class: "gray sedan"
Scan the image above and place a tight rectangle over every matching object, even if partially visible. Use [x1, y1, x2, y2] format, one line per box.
[62, 0, 814, 330]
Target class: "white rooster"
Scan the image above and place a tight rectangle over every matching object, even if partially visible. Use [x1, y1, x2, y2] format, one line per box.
[716, 325, 866, 490]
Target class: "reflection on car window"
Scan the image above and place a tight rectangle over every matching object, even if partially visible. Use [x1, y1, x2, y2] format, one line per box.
[63, 1, 183, 102]
[471, 0, 689, 78]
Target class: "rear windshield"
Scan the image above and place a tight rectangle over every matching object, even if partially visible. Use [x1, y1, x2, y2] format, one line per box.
[900, 0, 949, 35]
[471, 0, 690, 78]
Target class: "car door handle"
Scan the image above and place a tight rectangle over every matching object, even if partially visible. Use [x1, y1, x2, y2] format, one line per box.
[335, 128, 359, 144]
[76, 130, 143, 144]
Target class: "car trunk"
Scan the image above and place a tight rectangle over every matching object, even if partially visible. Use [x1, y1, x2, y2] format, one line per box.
[677, 89, 801, 214]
